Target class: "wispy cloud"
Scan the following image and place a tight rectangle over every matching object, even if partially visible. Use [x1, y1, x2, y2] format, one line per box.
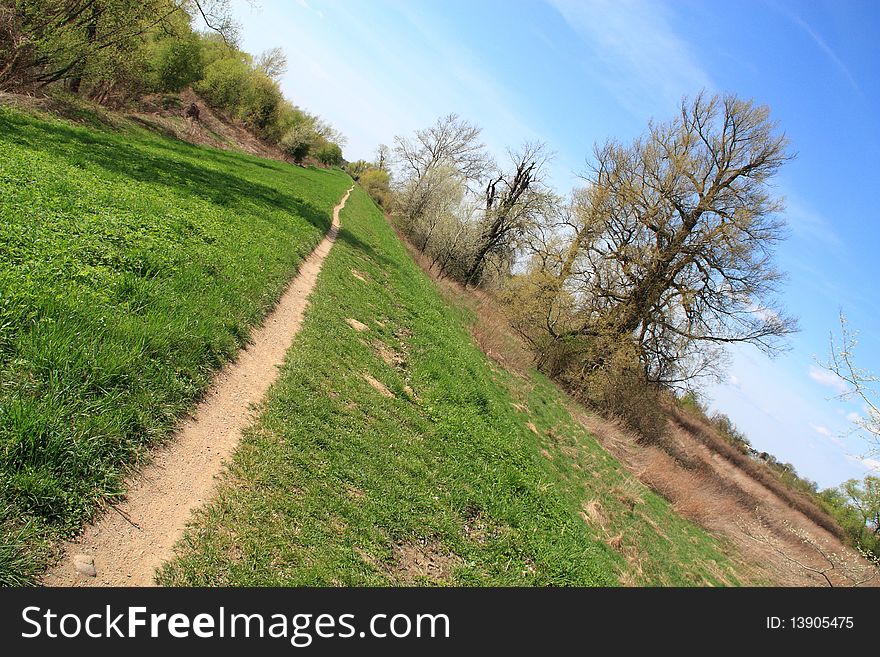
[811, 423, 848, 449]
[784, 198, 846, 256]
[810, 423, 832, 438]
[294, 0, 324, 19]
[861, 457, 880, 471]
[547, 0, 712, 117]
[808, 365, 849, 395]
[788, 14, 859, 93]
[847, 454, 880, 472]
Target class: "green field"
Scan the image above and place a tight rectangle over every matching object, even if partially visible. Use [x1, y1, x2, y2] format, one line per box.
[158, 185, 741, 586]
[0, 106, 352, 584]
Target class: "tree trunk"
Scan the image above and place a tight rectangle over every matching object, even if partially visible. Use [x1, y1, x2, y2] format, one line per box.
[68, 3, 99, 94]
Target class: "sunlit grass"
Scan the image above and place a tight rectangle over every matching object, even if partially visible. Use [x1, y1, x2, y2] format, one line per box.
[158, 186, 741, 587]
[0, 106, 351, 584]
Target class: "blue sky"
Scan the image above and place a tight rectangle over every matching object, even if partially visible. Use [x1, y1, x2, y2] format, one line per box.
[230, 0, 879, 488]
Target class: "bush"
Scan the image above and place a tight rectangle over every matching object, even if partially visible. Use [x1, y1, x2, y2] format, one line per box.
[500, 269, 581, 376]
[280, 124, 314, 164]
[566, 335, 668, 445]
[314, 142, 343, 167]
[240, 71, 284, 138]
[151, 32, 204, 93]
[194, 55, 252, 113]
[359, 167, 390, 206]
[344, 160, 372, 179]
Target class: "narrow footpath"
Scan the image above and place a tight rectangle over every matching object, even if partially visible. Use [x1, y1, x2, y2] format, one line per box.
[43, 186, 354, 587]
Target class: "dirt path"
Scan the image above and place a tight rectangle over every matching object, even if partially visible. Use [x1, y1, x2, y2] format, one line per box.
[43, 186, 354, 587]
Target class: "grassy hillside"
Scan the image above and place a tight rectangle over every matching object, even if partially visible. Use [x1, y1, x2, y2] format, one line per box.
[159, 185, 742, 586]
[0, 106, 351, 584]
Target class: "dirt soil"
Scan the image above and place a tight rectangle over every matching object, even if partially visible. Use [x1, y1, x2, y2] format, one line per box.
[42, 187, 353, 587]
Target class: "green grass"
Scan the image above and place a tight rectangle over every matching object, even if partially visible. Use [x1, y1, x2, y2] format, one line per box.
[0, 106, 352, 584]
[158, 185, 742, 586]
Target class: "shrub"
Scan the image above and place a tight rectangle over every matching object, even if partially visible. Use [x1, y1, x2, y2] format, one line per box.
[194, 55, 252, 113]
[359, 167, 390, 206]
[240, 71, 284, 138]
[344, 160, 372, 179]
[280, 124, 314, 164]
[314, 142, 343, 167]
[500, 269, 581, 376]
[151, 32, 204, 93]
[565, 334, 668, 446]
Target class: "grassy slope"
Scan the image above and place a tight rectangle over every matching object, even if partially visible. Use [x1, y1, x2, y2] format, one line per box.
[0, 106, 351, 584]
[159, 186, 741, 586]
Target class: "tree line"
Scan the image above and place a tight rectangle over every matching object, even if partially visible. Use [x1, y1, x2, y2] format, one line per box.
[381, 95, 796, 440]
[356, 94, 878, 561]
[0, 0, 345, 165]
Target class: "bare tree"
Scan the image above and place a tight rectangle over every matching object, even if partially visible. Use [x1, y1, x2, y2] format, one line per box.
[392, 114, 490, 273]
[393, 113, 490, 186]
[375, 143, 390, 171]
[826, 312, 880, 451]
[312, 116, 347, 147]
[395, 165, 468, 253]
[256, 46, 288, 80]
[464, 142, 553, 286]
[547, 92, 797, 384]
[743, 514, 879, 587]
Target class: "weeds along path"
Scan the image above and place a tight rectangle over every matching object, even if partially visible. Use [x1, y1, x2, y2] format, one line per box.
[43, 186, 354, 587]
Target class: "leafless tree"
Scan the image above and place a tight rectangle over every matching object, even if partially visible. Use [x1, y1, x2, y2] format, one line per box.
[393, 113, 490, 187]
[826, 312, 880, 451]
[743, 514, 878, 587]
[375, 143, 390, 171]
[256, 46, 287, 80]
[464, 142, 553, 286]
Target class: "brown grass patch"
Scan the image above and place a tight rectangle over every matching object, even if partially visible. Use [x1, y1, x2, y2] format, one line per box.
[669, 407, 844, 539]
[361, 373, 393, 398]
[389, 540, 460, 585]
[375, 342, 405, 369]
[345, 485, 365, 500]
[605, 533, 624, 553]
[346, 318, 369, 332]
[580, 499, 608, 531]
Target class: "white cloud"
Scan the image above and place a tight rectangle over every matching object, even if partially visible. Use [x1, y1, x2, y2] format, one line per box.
[547, 0, 712, 117]
[810, 424, 832, 438]
[861, 458, 880, 471]
[728, 374, 741, 387]
[846, 411, 862, 423]
[808, 365, 849, 395]
[811, 423, 848, 449]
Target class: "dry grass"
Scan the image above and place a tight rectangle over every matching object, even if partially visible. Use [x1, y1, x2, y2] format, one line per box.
[669, 406, 844, 540]
[573, 405, 880, 586]
[0, 88, 298, 164]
